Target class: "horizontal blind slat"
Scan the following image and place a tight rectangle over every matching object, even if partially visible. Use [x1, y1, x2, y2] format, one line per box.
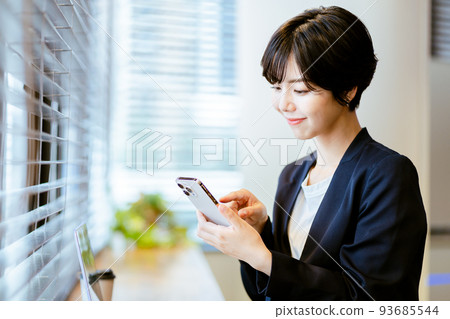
[0, 215, 63, 273]
[0, 196, 66, 239]
[35, 241, 80, 301]
[0, 231, 63, 300]
[0, 176, 89, 199]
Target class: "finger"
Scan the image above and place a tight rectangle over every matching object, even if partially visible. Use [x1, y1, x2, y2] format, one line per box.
[218, 204, 241, 227]
[196, 227, 219, 246]
[196, 218, 225, 250]
[196, 211, 213, 229]
[196, 210, 221, 235]
[238, 208, 251, 219]
[223, 201, 239, 212]
[196, 210, 207, 222]
[199, 237, 219, 250]
[240, 205, 263, 217]
[219, 189, 249, 203]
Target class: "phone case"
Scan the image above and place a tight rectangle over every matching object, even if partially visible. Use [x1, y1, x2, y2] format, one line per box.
[176, 177, 230, 226]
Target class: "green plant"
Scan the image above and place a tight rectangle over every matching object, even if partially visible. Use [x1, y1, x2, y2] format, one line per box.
[112, 193, 187, 248]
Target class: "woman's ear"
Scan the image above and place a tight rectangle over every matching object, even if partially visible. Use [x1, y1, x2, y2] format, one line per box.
[346, 86, 358, 104]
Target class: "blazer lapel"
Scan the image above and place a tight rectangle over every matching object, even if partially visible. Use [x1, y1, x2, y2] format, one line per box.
[300, 161, 354, 260]
[275, 154, 316, 254]
[300, 128, 373, 260]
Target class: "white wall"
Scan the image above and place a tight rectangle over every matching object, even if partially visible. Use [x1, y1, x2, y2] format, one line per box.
[236, 0, 430, 299]
[430, 59, 450, 229]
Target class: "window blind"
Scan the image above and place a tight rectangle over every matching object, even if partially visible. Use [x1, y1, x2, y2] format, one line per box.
[432, 0, 450, 60]
[111, 0, 242, 229]
[0, 0, 112, 300]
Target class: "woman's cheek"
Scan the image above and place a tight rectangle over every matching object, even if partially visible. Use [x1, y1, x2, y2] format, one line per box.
[272, 96, 281, 113]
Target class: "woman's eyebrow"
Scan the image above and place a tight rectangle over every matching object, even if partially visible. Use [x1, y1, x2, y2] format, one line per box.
[286, 78, 304, 84]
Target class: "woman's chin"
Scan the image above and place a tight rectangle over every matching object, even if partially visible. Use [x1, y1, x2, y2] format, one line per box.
[291, 127, 313, 140]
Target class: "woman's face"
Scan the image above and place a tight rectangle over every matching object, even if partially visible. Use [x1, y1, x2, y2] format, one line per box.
[271, 56, 348, 140]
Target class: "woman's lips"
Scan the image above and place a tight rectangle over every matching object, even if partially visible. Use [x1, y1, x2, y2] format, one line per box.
[286, 118, 306, 125]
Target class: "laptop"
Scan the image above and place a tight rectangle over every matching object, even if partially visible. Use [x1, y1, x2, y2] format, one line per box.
[74, 223, 104, 301]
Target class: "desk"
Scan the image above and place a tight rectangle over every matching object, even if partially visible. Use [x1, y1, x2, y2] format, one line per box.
[67, 244, 224, 301]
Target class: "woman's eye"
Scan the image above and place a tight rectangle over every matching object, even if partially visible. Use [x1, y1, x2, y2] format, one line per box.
[271, 86, 282, 91]
[294, 90, 308, 94]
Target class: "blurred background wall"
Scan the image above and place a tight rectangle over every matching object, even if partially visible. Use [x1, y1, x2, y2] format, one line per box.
[430, 60, 450, 231]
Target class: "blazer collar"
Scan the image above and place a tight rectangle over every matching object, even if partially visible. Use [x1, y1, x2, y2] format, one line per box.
[339, 127, 371, 163]
[282, 127, 373, 257]
[287, 128, 371, 184]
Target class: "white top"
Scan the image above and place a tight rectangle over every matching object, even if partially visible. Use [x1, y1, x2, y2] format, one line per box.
[287, 171, 334, 260]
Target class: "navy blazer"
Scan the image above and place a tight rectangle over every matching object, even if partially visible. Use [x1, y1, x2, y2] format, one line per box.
[240, 128, 427, 301]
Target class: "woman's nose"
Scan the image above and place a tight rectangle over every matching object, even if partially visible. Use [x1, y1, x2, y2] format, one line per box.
[279, 91, 296, 112]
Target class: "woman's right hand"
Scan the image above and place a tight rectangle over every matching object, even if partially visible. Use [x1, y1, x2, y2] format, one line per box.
[219, 189, 268, 233]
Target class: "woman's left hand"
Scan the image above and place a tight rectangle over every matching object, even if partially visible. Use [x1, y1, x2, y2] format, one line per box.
[196, 204, 272, 276]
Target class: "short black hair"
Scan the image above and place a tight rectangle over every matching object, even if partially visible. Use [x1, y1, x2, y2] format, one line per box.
[261, 6, 378, 111]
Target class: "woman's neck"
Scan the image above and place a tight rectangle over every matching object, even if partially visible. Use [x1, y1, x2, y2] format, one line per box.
[314, 111, 361, 168]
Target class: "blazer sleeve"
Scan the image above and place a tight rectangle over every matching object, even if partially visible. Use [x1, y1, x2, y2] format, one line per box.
[257, 154, 427, 300]
[239, 217, 274, 300]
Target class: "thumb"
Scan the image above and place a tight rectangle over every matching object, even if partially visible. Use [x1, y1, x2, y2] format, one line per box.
[218, 204, 240, 226]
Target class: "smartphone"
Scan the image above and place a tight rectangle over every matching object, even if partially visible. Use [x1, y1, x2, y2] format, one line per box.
[175, 177, 230, 226]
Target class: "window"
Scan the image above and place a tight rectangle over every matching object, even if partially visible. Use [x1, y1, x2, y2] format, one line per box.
[0, 0, 112, 300]
[431, 0, 450, 60]
[111, 0, 241, 230]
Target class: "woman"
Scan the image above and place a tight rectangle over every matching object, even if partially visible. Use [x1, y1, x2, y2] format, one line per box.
[196, 6, 427, 301]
